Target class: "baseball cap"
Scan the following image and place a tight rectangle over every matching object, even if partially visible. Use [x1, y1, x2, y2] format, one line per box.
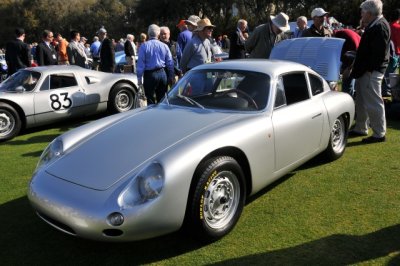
[176, 20, 186, 27]
[311, 8, 328, 18]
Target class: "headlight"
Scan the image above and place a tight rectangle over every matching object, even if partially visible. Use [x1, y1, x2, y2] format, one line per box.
[118, 162, 164, 209]
[34, 138, 64, 173]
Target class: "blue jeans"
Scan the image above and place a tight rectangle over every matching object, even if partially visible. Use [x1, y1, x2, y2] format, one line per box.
[143, 68, 168, 104]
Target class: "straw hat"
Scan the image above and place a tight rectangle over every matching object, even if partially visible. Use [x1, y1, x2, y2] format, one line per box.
[270, 12, 290, 32]
[194, 18, 215, 31]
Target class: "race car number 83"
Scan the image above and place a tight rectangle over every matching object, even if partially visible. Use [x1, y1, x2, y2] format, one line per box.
[50, 92, 72, 110]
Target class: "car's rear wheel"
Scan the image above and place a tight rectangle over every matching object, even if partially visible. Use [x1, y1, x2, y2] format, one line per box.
[324, 115, 347, 160]
[109, 83, 135, 113]
[187, 156, 246, 242]
[0, 102, 21, 142]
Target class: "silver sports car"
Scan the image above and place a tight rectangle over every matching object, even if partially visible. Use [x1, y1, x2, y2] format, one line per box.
[0, 65, 139, 141]
[28, 38, 355, 242]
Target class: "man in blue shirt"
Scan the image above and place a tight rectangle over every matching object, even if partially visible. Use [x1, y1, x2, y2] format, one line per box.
[90, 36, 101, 70]
[177, 20, 192, 52]
[137, 24, 175, 104]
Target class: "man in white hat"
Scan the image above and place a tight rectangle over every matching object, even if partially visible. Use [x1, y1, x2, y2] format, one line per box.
[302, 8, 332, 37]
[185, 15, 201, 32]
[245, 12, 289, 58]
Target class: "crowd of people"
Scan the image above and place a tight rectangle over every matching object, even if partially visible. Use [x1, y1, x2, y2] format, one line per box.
[2, 0, 400, 142]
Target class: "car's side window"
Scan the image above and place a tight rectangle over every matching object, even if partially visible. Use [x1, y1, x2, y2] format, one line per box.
[49, 73, 78, 89]
[274, 78, 286, 109]
[40, 73, 78, 91]
[308, 73, 324, 96]
[281, 72, 309, 105]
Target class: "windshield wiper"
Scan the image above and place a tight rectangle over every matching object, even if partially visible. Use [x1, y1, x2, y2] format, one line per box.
[176, 94, 205, 109]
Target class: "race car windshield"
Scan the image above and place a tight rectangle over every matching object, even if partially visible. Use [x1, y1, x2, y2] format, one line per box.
[0, 70, 41, 92]
[165, 69, 270, 111]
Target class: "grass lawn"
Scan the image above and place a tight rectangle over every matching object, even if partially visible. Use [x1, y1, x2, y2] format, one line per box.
[0, 113, 399, 265]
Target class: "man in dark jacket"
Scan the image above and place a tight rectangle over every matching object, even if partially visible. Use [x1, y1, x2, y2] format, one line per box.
[35, 30, 58, 66]
[349, 0, 391, 143]
[124, 34, 136, 73]
[229, 19, 247, 59]
[98, 27, 115, 73]
[302, 8, 332, 37]
[5, 28, 31, 76]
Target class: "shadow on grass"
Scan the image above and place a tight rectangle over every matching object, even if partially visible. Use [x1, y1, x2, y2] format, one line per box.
[0, 196, 206, 265]
[212, 224, 400, 265]
[2, 196, 399, 265]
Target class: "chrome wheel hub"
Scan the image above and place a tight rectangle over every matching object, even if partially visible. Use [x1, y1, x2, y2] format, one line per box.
[331, 118, 345, 152]
[0, 112, 14, 136]
[203, 171, 240, 229]
[116, 91, 131, 110]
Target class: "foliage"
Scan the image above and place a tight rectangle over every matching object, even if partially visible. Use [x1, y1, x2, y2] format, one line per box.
[0, 0, 399, 47]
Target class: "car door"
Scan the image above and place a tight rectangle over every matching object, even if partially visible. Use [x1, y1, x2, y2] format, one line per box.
[271, 72, 324, 171]
[33, 72, 86, 124]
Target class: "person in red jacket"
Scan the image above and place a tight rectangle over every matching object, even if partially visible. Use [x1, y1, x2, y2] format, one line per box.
[334, 28, 361, 96]
[390, 9, 400, 57]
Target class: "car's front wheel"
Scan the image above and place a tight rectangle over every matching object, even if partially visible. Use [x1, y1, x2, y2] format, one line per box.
[108, 83, 135, 113]
[187, 156, 246, 242]
[0, 102, 22, 142]
[324, 115, 347, 160]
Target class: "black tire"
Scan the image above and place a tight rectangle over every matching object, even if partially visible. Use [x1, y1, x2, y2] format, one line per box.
[0, 102, 22, 142]
[187, 156, 246, 242]
[323, 116, 347, 161]
[108, 83, 135, 113]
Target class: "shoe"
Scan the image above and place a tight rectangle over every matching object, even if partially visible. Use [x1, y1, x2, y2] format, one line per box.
[348, 130, 368, 138]
[362, 136, 386, 143]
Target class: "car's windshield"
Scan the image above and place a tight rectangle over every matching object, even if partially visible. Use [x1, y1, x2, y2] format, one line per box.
[165, 69, 270, 111]
[0, 70, 41, 92]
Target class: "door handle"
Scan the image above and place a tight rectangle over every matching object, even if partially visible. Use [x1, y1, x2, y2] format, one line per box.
[312, 113, 322, 119]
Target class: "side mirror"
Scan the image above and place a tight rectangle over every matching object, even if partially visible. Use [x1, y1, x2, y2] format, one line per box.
[15, 86, 26, 92]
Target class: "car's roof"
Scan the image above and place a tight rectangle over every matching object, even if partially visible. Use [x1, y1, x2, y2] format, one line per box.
[25, 65, 97, 74]
[194, 59, 314, 77]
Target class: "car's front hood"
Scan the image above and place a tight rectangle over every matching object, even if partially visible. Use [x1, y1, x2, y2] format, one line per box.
[46, 106, 236, 190]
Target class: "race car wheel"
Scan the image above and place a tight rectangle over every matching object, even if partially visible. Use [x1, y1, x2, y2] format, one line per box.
[109, 83, 135, 113]
[324, 115, 347, 161]
[188, 156, 246, 242]
[0, 102, 21, 142]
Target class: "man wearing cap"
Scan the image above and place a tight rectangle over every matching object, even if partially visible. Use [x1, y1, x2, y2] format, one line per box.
[185, 15, 201, 32]
[245, 12, 289, 59]
[98, 27, 115, 73]
[5, 27, 31, 76]
[349, 0, 390, 143]
[136, 24, 174, 104]
[302, 8, 332, 37]
[177, 19, 191, 52]
[180, 18, 216, 73]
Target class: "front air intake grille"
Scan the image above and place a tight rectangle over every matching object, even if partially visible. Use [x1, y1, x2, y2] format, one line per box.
[37, 212, 77, 236]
